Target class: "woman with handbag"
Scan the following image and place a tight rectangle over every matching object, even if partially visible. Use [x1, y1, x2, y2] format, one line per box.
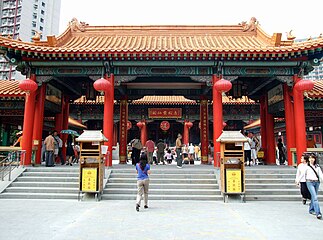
[295, 154, 311, 204]
[303, 154, 323, 219]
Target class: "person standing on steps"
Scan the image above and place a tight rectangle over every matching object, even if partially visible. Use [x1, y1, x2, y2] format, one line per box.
[295, 153, 311, 205]
[44, 131, 55, 167]
[175, 134, 183, 168]
[135, 153, 151, 212]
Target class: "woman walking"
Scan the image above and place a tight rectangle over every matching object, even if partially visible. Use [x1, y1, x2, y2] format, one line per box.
[302, 154, 322, 219]
[295, 154, 311, 204]
[135, 153, 151, 212]
[65, 135, 74, 166]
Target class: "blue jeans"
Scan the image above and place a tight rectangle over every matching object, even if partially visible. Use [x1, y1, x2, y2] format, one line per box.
[306, 181, 321, 216]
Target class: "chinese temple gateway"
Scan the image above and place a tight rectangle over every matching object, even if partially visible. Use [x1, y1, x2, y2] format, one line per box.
[0, 17, 322, 166]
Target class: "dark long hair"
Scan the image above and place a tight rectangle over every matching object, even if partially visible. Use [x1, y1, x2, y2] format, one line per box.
[308, 154, 317, 166]
[139, 153, 148, 171]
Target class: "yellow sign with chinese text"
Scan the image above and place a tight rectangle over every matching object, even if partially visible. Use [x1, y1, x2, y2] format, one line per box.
[82, 168, 97, 192]
[226, 169, 242, 193]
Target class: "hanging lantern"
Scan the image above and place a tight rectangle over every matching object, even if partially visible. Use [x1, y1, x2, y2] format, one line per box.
[294, 79, 314, 92]
[214, 78, 232, 93]
[160, 121, 170, 131]
[137, 121, 144, 129]
[18, 78, 38, 93]
[185, 121, 193, 129]
[93, 78, 111, 92]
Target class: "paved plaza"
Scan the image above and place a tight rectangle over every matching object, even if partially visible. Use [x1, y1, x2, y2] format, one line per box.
[0, 199, 322, 240]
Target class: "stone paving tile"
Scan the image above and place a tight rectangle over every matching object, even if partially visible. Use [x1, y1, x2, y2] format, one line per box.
[0, 200, 322, 240]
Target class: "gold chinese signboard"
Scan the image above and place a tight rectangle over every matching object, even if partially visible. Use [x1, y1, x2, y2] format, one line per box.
[82, 168, 97, 192]
[226, 169, 242, 193]
[148, 108, 182, 119]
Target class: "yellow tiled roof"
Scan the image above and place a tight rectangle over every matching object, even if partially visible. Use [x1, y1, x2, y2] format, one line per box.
[0, 80, 25, 97]
[0, 18, 322, 58]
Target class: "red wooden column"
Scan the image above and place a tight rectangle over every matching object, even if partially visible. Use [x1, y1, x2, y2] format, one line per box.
[259, 96, 267, 162]
[33, 83, 46, 164]
[137, 120, 147, 146]
[200, 97, 209, 164]
[212, 75, 232, 167]
[104, 74, 115, 167]
[266, 108, 276, 164]
[293, 75, 314, 164]
[19, 75, 38, 165]
[61, 96, 69, 157]
[283, 83, 296, 165]
[119, 98, 128, 164]
[183, 120, 192, 145]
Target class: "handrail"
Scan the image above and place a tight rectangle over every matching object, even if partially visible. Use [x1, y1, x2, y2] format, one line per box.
[0, 150, 26, 181]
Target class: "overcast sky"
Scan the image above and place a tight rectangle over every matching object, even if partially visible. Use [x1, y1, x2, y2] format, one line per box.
[59, 0, 322, 40]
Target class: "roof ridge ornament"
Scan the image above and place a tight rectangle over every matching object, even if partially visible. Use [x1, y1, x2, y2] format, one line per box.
[240, 17, 258, 32]
[32, 31, 42, 42]
[69, 18, 88, 32]
[286, 30, 296, 40]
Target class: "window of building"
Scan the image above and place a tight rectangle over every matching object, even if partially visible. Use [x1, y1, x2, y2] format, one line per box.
[33, 13, 37, 19]
[34, 4, 38, 10]
[42, 2, 45, 7]
[41, 10, 44, 15]
[32, 21, 36, 27]
[40, 26, 43, 31]
[40, 18, 44, 23]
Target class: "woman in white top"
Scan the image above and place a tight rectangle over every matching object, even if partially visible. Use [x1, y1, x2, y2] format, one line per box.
[301, 154, 322, 219]
[295, 154, 311, 204]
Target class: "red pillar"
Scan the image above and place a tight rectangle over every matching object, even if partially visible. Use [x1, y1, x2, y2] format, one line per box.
[138, 120, 147, 146]
[113, 123, 118, 146]
[103, 74, 114, 166]
[62, 96, 69, 157]
[55, 113, 63, 133]
[21, 76, 37, 165]
[283, 83, 296, 165]
[260, 96, 267, 160]
[200, 97, 209, 164]
[183, 121, 189, 145]
[33, 83, 46, 164]
[266, 109, 276, 165]
[119, 98, 128, 164]
[293, 76, 307, 164]
[212, 75, 223, 167]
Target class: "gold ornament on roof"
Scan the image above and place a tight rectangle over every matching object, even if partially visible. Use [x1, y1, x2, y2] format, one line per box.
[318, 33, 322, 38]
[69, 18, 88, 32]
[308, 36, 312, 40]
[240, 17, 258, 32]
[286, 30, 296, 40]
[32, 31, 42, 42]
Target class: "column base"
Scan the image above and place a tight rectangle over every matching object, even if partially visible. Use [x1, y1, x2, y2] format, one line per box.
[119, 155, 127, 164]
[201, 156, 208, 164]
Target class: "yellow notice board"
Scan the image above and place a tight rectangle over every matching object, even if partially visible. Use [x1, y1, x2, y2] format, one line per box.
[82, 168, 97, 192]
[226, 169, 242, 193]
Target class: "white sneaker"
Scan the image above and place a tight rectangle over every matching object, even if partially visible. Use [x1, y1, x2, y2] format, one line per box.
[177, 166, 182, 169]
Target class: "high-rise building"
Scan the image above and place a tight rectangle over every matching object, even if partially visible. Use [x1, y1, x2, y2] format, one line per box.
[304, 63, 323, 81]
[0, 0, 61, 80]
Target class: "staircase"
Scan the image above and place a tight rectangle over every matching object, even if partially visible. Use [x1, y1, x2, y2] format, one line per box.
[0, 167, 79, 199]
[103, 166, 222, 201]
[245, 166, 323, 201]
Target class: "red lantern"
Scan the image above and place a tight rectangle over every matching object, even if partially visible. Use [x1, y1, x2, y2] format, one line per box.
[93, 78, 111, 92]
[294, 79, 314, 92]
[137, 121, 144, 128]
[214, 78, 232, 92]
[185, 121, 193, 129]
[127, 121, 132, 130]
[19, 78, 38, 93]
[160, 121, 170, 131]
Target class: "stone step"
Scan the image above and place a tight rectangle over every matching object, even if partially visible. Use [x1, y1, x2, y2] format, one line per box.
[105, 183, 217, 189]
[245, 189, 301, 195]
[4, 187, 78, 194]
[10, 182, 79, 188]
[0, 192, 78, 200]
[25, 167, 79, 173]
[245, 179, 295, 184]
[103, 188, 220, 195]
[110, 169, 215, 174]
[245, 174, 295, 179]
[22, 172, 79, 177]
[245, 195, 323, 201]
[101, 194, 223, 201]
[16, 176, 79, 182]
[245, 183, 296, 189]
[108, 178, 217, 184]
[110, 173, 215, 179]
[245, 169, 296, 174]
